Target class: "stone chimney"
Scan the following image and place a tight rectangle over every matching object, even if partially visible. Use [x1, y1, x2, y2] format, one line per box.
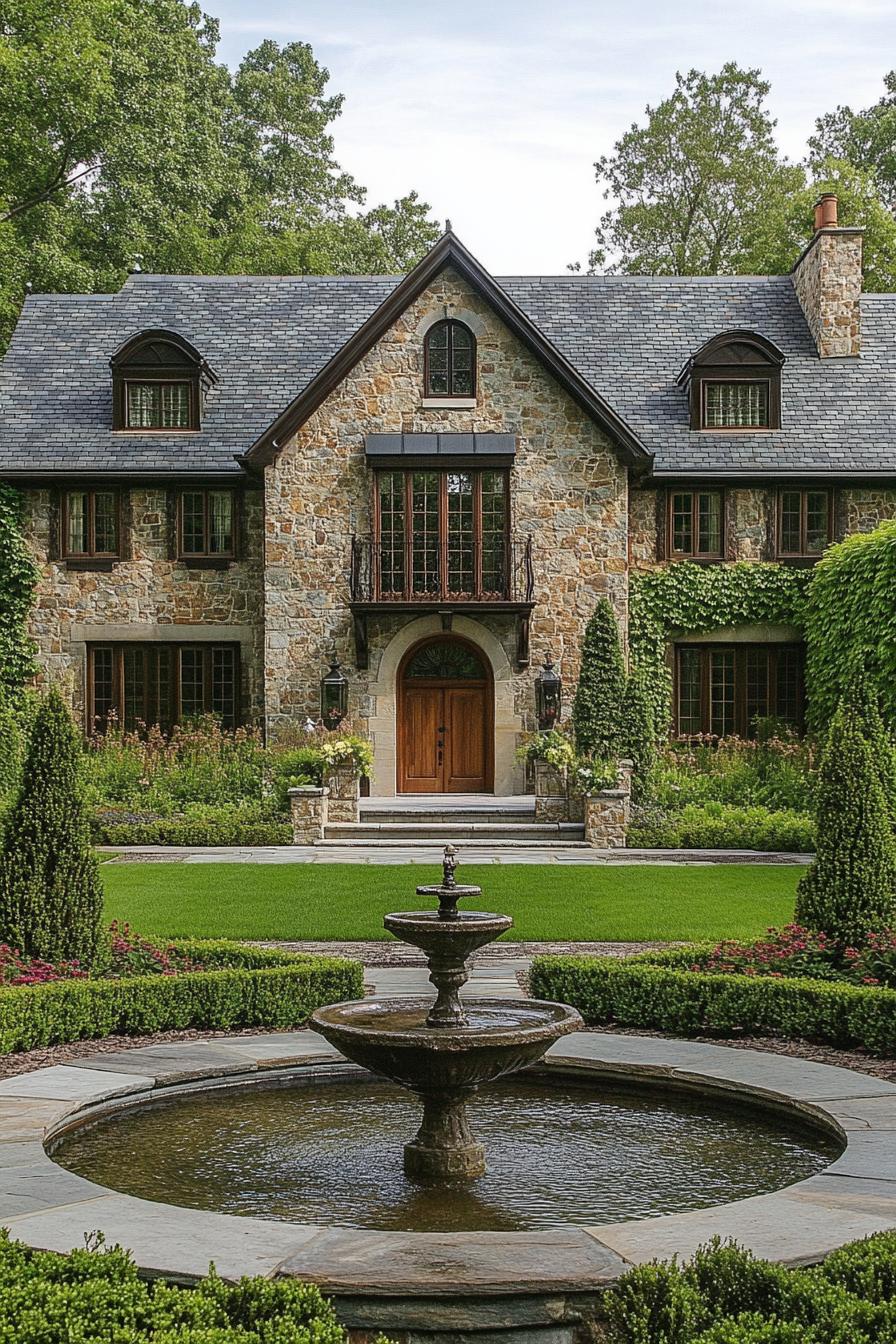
[791, 194, 863, 357]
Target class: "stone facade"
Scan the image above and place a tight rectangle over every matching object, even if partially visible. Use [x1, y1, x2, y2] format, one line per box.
[263, 269, 629, 794]
[23, 486, 265, 724]
[583, 761, 633, 848]
[792, 226, 863, 358]
[288, 786, 328, 843]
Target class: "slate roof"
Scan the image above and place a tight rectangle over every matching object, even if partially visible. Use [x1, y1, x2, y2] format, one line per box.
[1, 268, 895, 478]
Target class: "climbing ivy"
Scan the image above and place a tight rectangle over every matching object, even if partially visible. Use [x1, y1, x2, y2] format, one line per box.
[0, 485, 38, 695]
[804, 521, 896, 733]
[629, 561, 812, 733]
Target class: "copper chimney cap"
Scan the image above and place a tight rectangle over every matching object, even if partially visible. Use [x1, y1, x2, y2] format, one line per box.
[814, 193, 839, 231]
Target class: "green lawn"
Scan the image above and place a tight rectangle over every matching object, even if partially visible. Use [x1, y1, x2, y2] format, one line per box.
[102, 862, 804, 943]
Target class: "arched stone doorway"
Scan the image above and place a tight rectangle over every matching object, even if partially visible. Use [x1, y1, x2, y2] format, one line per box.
[397, 636, 494, 793]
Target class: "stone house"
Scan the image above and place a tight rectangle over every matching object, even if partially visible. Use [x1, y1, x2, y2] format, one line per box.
[0, 194, 892, 797]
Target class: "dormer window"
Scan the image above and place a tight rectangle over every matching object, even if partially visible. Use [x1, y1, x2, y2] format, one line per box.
[110, 330, 215, 432]
[680, 331, 784, 431]
[424, 320, 476, 398]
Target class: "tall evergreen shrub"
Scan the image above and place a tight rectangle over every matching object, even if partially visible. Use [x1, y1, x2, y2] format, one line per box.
[0, 484, 38, 694]
[850, 668, 896, 831]
[795, 701, 896, 946]
[572, 598, 626, 757]
[618, 671, 657, 796]
[0, 689, 103, 967]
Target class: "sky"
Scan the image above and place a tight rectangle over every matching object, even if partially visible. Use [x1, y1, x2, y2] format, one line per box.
[210, 0, 896, 275]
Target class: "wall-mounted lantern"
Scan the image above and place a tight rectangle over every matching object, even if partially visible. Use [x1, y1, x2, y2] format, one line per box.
[320, 659, 348, 730]
[535, 656, 562, 730]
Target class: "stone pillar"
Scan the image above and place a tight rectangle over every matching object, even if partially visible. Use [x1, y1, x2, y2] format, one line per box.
[323, 764, 360, 824]
[584, 759, 633, 849]
[288, 786, 329, 843]
[534, 760, 569, 822]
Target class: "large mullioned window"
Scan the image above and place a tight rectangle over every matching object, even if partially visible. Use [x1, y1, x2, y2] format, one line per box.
[88, 643, 239, 732]
[676, 644, 804, 738]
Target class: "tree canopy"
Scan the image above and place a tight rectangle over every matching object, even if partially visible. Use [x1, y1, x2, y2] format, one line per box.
[0, 0, 440, 350]
[585, 62, 896, 290]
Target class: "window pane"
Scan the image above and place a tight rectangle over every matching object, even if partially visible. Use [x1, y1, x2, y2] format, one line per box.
[697, 492, 721, 555]
[66, 492, 89, 554]
[779, 490, 802, 554]
[805, 492, 830, 554]
[209, 492, 233, 555]
[426, 323, 449, 396]
[710, 650, 735, 737]
[154, 647, 172, 732]
[211, 648, 236, 727]
[450, 324, 474, 396]
[180, 648, 205, 719]
[126, 382, 191, 428]
[671, 492, 693, 554]
[745, 648, 769, 735]
[704, 382, 768, 429]
[160, 383, 190, 428]
[122, 647, 145, 730]
[411, 472, 439, 595]
[378, 472, 405, 596]
[677, 648, 702, 735]
[480, 470, 507, 596]
[94, 492, 118, 554]
[181, 492, 206, 554]
[446, 472, 474, 595]
[91, 647, 115, 728]
[775, 648, 803, 727]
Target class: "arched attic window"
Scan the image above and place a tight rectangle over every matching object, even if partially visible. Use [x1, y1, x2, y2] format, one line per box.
[679, 331, 784, 431]
[424, 319, 476, 398]
[110, 330, 215, 431]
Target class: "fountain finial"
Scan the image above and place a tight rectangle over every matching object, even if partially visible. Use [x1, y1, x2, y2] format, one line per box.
[442, 844, 458, 891]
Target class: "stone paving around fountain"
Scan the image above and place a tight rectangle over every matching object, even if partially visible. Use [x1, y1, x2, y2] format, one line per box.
[99, 845, 812, 865]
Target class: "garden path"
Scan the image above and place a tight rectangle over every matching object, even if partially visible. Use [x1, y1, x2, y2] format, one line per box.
[100, 845, 811, 865]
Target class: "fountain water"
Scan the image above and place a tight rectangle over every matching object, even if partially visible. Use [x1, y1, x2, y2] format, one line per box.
[310, 845, 583, 1179]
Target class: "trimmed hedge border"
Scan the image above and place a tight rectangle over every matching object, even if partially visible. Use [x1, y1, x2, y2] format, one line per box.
[0, 941, 362, 1055]
[531, 950, 896, 1055]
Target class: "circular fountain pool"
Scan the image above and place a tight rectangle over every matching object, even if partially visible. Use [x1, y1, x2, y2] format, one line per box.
[53, 1068, 838, 1232]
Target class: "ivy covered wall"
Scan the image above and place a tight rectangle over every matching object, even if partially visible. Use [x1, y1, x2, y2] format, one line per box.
[0, 485, 38, 695]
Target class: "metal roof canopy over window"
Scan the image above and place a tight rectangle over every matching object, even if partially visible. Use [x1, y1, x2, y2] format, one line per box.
[364, 433, 516, 458]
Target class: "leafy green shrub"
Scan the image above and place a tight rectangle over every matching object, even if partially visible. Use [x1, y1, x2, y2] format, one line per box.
[0, 942, 362, 1054]
[530, 953, 896, 1053]
[805, 519, 896, 733]
[572, 597, 626, 757]
[850, 669, 896, 829]
[0, 484, 39, 696]
[796, 701, 896, 946]
[618, 670, 657, 798]
[0, 689, 104, 968]
[93, 802, 292, 847]
[629, 802, 815, 852]
[0, 1230, 354, 1343]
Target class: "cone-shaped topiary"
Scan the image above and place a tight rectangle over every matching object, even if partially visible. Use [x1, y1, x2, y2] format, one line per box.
[849, 668, 896, 832]
[572, 598, 627, 758]
[0, 688, 103, 967]
[619, 671, 657, 800]
[795, 700, 896, 947]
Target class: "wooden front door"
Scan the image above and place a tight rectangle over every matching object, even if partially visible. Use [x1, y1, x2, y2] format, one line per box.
[398, 639, 492, 793]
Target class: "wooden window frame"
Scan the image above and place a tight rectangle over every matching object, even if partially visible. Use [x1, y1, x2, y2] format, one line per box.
[61, 489, 123, 562]
[699, 376, 774, 431]
[176, 489, 238, 563]
[423, 320, 477, 399]
[776, 488, 834, 560]
[87, 642, 241, 732]
[373, 467, 509, 600]
[120, 376, 198, 432]
[665, 488, 725, 560]
[674, 643, 805, 738]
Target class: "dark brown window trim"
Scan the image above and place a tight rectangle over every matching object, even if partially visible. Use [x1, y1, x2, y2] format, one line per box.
[60, 489, 123, 562]
[673, 642, 805, 738]
[690, 367, 781, 431]
[87, 642, 241, 733]
[372, 466, 509, 601]
[775, 487, 834, 560]
[665, 488, 725, 561]
[176, 489, 239, 562]
[423, 319, 477, 399]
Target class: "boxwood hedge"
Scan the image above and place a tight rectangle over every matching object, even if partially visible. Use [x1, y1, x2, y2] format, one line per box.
[0, 941, 361, 1054]
[531, 950, 896, 1054]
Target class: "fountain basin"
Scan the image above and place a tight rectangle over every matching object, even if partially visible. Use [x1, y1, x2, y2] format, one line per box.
[311, 996, 582, 1177]
[383, 911, 512, 961]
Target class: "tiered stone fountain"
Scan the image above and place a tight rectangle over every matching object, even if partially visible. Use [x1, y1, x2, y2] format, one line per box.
[311, 845, 582, 1179]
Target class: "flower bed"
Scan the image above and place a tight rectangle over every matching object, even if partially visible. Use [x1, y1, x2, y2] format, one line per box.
[530, 946, 896, 1055]
[0, 937, 362, 1055]
[0, 1231, 353, 1343]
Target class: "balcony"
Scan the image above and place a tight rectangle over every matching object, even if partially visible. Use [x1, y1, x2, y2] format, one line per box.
[348, 536, 535, 669]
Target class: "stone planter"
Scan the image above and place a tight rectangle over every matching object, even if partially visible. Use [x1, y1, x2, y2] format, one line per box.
[584, 758, 633, 849]
[323, 763, 360, 824]
[288, 786, 329, 843]
[534, 760, 569, 822]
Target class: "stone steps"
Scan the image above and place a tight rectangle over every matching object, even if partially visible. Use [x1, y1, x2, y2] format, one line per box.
[320, 821, 587, 844]
[359, 808, 536, 826]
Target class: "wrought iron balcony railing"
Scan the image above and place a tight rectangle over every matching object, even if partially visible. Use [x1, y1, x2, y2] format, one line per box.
[349, 536, 534, 605]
